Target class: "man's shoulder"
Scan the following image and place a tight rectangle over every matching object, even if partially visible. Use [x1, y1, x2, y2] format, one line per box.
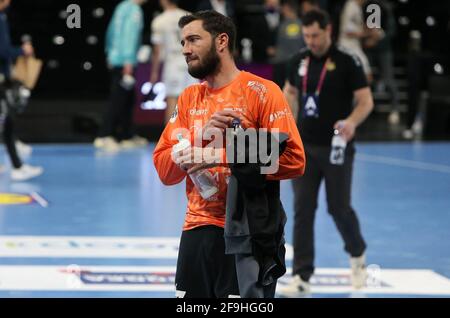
[129, 2, 144, 15]
[334, 45, 362, 66]
[289, 48, 309, 64]
[241, 72, 278, 89]
[174, 8, 190, 17]
[240, 72, 282, 102]
[121, 2, 143, 22]
[155, 8, 188, 23]
[179, 82, 204, 101]
[152, 13, 164, 28]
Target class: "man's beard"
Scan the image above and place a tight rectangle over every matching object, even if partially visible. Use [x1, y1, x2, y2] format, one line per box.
[187, 44, 220, 79]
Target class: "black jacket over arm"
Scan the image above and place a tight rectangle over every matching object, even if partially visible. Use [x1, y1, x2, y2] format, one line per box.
[225, 130, 288, 286]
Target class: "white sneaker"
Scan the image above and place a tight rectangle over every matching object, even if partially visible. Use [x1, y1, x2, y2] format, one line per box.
[15, 140, 33, 158]
[277, 275, 311, 297]
[412, 120, 423, 135]
[11, 164, 43, 181]
[350, 254, 367, 289]
[120, 139, 139, 149]
[388, 111, 400, 125]
[93, 137, 120, 152]
[130, 135, 148, 146]
[120, 135, 148, 149]
[402, 129, 414, 139]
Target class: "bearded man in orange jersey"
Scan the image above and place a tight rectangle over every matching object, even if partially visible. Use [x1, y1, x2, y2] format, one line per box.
[153, 10, 305, 298]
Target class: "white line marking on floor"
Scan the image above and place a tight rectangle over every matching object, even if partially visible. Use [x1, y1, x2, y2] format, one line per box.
[30, 192, 49, 208]
[357, 153, 450, 174]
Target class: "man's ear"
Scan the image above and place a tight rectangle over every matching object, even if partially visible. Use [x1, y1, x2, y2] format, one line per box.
[216, 33, 229, 53]
[326, 24, 333, 36]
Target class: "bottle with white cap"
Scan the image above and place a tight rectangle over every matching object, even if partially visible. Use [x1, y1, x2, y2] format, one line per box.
[172, 134, 219, 199]
[329, 129, 347, 165]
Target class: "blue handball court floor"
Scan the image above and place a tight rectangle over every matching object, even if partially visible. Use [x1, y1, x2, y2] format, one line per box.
[0, 142, 449, 298]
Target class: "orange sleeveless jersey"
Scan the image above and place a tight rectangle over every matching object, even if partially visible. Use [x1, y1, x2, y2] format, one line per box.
[153, 71, 305, 231]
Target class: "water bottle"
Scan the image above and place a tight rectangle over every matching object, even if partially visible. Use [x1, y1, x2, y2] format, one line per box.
[330, 129, 347, 165]
[172, 134, 219, 199]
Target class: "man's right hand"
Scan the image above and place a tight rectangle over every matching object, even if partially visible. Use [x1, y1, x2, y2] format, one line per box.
[22, 42, 34, 56]
[203, 110, 241, 134]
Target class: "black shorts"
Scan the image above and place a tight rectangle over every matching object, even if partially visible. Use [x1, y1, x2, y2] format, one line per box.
[175, 225, 240, 298]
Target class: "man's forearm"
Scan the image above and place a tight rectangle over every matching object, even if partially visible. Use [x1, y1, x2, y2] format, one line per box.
[150, 45, 161, 82]
[347, 97, 373, 127]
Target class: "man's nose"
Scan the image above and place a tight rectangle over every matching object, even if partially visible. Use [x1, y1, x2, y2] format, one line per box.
[182, 43, 192, 56]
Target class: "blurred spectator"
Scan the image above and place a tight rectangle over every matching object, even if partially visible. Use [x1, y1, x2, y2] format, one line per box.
[150, 0, 197, 124]
[363, 0, 400, 125]
[197, 0, 235, 18]
[0, 0, 43, 181]
[262, 0, 281, 63]
[269, 0, 304, 88]
[234, 0, 279, 63]
[338, 0, 373, 82]
[301, 0, 320, 14]
[94, 0, 148, 151]
[403, 31, 432, 140]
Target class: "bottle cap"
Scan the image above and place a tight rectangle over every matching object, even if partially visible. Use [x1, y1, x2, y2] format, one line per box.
[231, 118, 241, 129]
[172, 134, 190, 154]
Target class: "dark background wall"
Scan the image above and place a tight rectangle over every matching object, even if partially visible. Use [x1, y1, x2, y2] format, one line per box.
[4, 0, 450, 142]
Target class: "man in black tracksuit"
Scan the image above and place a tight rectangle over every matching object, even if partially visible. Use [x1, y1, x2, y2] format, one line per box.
[281, 9, 374, 296]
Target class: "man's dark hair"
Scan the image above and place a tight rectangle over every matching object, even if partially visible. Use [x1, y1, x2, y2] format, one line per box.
[282, 0, 299, 12]
[302, 0, 319, 6]
[302, 9, 331, 29]
[178, 10, 236, 54]
[166, 0, 179, 5]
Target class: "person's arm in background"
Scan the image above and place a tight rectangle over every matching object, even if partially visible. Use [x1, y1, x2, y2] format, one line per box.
[335, 55, 374, 141]
[150, 44, 161, 83]
[0, 13, 32, 61]
[335, 87, 373, 141]
[149, 18, 162, 84]
[282, 53, 301, 120]
[340, 1, 367, 40]
[121, 6, 143, 75]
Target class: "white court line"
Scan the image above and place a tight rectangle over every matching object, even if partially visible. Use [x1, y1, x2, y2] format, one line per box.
[357, 153, 450, 174]
[0, 266, 449, 295]
[30, 192, 49, 208]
